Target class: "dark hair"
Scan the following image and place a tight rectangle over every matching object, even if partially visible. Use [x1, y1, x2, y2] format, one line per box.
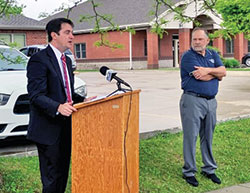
[192, 27, 209, 38]
[45, 18, 74, 42]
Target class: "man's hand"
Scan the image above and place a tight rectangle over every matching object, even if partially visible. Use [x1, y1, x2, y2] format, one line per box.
[192, 66, 226, 81]
[193, 66, 210, 80]
[58, 102, 77, 116]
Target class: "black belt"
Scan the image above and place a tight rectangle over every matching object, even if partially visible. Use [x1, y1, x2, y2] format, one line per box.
[184, 91, 215, 100]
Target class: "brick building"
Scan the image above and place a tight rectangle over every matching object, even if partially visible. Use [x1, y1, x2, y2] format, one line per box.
[2, 1, 248, 69]
[41, 0, 250, 70]
[0, 15, 46, 48]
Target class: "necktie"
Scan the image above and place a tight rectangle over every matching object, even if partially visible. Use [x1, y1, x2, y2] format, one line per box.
[61, 54, 72, 103]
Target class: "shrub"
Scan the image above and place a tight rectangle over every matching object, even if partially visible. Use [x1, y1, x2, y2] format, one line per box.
[207, 46, 225, 63]
[207, 45, 221, 55]
[223, 58, 240, 68]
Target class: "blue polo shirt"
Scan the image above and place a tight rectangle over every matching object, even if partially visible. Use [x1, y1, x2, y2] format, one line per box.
[180, 48, 223, 97]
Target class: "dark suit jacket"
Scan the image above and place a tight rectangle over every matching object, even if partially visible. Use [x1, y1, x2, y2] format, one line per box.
[26, 45, 84, 145]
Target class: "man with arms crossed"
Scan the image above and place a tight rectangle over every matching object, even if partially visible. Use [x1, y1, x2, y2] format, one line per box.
[27, 18, 92, 193]
[180, 27, 226, 187]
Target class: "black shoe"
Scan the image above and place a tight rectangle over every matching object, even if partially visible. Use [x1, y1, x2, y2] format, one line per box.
[183, 175, 199, 187]
[201, 171, 221, 184]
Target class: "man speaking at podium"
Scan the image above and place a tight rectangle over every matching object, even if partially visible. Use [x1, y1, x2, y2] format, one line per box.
[27, 18, 85, 193]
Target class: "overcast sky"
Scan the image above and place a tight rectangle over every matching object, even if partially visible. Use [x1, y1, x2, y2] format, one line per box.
[18, 0, 72, 20]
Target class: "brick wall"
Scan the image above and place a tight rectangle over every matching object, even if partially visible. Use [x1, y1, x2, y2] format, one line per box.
[0, 30, 47, 46]
[73, 31, 130, 60]
[132, 30, 146, 57]
[147, 29, 159, 69]
[26, 31, 47, 45]
[179, 28, 191, 59]
[160, 29, 179, 58]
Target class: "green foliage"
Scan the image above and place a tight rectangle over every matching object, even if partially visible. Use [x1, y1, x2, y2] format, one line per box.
[150, 25, 168, 39]
[94, 39, 124, 50]
[223, 58, 240, 68]
[207, 46, 240, 68]
[207, 46, 221, 55]
[93, 33, 124, 50]
[0, 53, 26, 66]
[78, 0, 124, 49]
[0, 0, 24, 17]
[207, 45, 225, 64]
[215, 0, 250, 39]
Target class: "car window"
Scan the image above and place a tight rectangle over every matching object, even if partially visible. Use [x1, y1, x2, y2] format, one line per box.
[64, 49, 73, 55]
[27, 48, 38, 57]
[0, 47, 28, 71]
[20, 48, 28, 56]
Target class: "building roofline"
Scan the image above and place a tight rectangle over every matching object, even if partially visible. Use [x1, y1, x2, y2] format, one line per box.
[74, 22, 151, 34]
[0, 26, 45, 30]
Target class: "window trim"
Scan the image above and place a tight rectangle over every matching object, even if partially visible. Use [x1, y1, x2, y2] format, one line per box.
[144, 39, 147, 56]
[0, 33, 26, 48]
[74, 43, 86, 59]
[225, 39, 234, 54]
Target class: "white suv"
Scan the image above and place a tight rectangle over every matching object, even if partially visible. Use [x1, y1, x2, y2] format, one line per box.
[20, 45, 77, 71]
[0, 44, 87, 139]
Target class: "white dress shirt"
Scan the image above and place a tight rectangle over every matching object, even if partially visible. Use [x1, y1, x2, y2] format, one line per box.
[49, 44, 72, 101]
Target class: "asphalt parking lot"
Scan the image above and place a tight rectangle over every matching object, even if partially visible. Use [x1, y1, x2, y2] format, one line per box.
[2, 69, 250, 156]
[76, 69, 250, 133]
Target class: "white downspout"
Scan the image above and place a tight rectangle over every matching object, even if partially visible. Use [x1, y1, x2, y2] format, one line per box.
[129, 31, 133, 70]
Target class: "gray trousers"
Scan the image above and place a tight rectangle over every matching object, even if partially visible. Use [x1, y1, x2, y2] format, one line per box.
[180, 93, 218, 177]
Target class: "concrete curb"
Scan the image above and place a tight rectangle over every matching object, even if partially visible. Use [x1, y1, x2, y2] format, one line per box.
[2, 114, 250, 157]
[139, 114, 250, 139]
[0, 149, 38, 158]
[205, 183, 250, 193]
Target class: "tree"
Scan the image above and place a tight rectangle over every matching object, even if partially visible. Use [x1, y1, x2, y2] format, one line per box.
[0, 0, 25, 64]
[11, 0, 250, 47]
[215, 0, 250, 39]
[53, 0, 249, 45]
[0, 0, 24, 17]
[150, 0, 250, 39]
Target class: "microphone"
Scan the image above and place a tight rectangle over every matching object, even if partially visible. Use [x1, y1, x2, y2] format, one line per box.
[106, 69, 117, 82]
[99, 66, 131, 87]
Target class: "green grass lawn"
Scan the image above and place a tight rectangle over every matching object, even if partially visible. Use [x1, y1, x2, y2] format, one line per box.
[225, 68, 250, 71]
[158, 67, 250, 71]
[75, 67, 250, 72]
[139, 119, 250, 193]
[0, 118, 250, 193]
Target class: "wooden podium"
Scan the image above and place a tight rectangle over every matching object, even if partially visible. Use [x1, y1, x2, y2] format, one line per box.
[72, 90, 140, 193]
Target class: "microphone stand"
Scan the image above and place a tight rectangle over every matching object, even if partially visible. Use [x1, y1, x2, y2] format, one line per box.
[107, 81, 132, 97]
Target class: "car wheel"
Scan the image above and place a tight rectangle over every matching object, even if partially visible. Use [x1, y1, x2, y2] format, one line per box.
[245, 57, 250, 67]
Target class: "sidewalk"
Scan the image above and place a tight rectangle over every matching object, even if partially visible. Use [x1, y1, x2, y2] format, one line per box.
[77, 70, 250, 133]
[206, 183, 250, 193]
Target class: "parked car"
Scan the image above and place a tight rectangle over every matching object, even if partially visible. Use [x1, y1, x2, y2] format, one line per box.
[0, 44, 87, 140]
[242, 53, 250, 67]
[20, 45, 77, 71]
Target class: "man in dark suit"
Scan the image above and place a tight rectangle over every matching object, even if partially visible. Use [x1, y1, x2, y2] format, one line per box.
[27, 18, 86, 193]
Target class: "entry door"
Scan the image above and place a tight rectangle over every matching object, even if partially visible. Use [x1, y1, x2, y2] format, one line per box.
[173, 40, 179, 67]
[172, 34, 179, 67]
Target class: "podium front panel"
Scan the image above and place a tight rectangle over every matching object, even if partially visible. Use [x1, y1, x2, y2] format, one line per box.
[72, 91, 140, 193]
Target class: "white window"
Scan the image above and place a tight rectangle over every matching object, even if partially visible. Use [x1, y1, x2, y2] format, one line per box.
[225, 39, 234, 54]
[74, 43, 86, 59]
[0, 33, 26, 48]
